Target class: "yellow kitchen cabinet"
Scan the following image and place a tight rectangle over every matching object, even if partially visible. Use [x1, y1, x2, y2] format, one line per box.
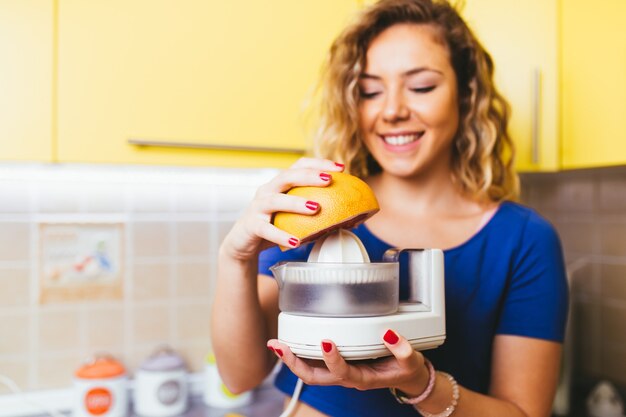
[462, 0, 560, 172]
[57, 0, 358, 168]
[0, 0, 53, 162]
[561, 0, 626, 169]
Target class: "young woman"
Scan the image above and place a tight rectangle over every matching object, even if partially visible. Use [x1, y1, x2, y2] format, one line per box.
[211, 1, 569, 416]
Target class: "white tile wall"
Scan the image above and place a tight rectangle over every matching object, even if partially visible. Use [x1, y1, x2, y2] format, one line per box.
[0, 163, 277, 393]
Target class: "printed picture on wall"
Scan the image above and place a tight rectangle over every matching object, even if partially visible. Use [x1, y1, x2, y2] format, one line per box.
[39, 223, 125, 304]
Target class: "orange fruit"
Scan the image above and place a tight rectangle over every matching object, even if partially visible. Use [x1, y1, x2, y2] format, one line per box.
[273, 172, 379, 247]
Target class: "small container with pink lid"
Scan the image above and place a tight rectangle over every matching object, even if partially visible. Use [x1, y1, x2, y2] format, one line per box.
[133, 346, 189, 417]
[73, 354, 129, 417]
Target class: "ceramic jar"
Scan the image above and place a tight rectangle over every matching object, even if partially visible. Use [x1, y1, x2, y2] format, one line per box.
[74, 355, 129, 417]
[133, 347, 188, 417]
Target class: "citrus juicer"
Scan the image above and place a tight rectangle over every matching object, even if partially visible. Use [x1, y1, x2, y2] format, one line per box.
[270, 229, 446, 360]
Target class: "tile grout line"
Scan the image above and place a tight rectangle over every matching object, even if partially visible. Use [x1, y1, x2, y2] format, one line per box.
[168, 182, 177, 347]
[123, 184, 134, 366]
[170, 215, 178, 346]
[28, 210, 39, 390]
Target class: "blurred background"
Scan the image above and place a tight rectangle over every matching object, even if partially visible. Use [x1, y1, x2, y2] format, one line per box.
[0, 1, 625, 416]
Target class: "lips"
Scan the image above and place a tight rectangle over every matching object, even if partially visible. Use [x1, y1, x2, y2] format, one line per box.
[380, 132, 424, 146]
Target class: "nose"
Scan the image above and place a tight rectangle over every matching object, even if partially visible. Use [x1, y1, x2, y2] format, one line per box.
[382, 90, 410, 122]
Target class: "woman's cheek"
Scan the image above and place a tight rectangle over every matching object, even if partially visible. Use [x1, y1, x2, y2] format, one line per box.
[418, 91, 458, 128]
[359, 103, 379, 129]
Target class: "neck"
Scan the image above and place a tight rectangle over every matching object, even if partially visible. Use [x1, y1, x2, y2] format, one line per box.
[369, 162, 468, 216]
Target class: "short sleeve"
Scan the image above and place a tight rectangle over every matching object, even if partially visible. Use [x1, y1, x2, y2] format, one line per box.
[258, 244, 313, 277]
[496, 213, 569, 342]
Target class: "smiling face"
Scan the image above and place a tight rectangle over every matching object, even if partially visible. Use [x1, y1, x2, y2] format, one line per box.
[358, 23, 460, 178]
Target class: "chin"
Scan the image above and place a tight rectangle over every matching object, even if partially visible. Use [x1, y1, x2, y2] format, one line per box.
[379, 162, 424, 179]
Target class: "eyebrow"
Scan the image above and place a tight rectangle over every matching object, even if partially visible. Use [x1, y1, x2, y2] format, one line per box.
[360, 67, 443, 80]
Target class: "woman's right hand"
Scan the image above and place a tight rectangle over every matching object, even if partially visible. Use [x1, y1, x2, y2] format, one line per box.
[219, 158, 345, 262]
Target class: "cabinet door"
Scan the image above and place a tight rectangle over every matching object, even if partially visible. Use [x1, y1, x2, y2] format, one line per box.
[561, 0, 626, 169]
[57, 0, 358, 168]
[0, 0, 53, 162]
[462, 0, 559, 172]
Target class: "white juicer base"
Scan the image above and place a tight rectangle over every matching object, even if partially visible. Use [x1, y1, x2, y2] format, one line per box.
[278, 304, 446, 360]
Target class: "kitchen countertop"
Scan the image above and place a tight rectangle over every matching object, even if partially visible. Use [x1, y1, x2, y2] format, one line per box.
[25, 383, 285, 417]
[165, 384, 285, 417]
[12, 380, 591, 417]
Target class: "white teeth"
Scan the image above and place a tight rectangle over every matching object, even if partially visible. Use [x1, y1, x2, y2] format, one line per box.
[382, 133, 422, 146]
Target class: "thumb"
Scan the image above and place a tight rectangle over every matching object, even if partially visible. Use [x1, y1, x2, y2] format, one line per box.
[382, 329, 420, 370]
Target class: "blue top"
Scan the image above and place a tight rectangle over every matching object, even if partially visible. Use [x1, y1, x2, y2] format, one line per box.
[258, 201, 569, 417]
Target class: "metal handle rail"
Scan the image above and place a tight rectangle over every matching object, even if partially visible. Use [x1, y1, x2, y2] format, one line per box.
[128, 138, 307, 154]
[532, 68, 541, 165]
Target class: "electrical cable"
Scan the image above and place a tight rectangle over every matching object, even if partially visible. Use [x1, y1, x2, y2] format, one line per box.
[278, 377, 304, 417]
[0, 374, 68, 417]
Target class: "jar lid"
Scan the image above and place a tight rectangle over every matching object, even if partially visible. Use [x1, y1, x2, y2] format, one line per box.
[140, 346, 186, 372]
[75, 354, 126, 379]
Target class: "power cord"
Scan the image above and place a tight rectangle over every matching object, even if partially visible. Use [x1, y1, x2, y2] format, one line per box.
[278, 377, 304, 417]
[0, 374, 68, 417]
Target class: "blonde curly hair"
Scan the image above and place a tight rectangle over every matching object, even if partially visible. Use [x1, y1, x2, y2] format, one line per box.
[311, 0, 519, 202]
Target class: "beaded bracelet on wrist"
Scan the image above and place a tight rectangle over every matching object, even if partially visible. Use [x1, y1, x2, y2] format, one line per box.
[389, 359, 436, 405]
[415, 372, 460, 417]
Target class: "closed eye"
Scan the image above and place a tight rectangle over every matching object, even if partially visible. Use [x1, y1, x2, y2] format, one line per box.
[411, 86, 436, 93]
[360, 91, 382, 99]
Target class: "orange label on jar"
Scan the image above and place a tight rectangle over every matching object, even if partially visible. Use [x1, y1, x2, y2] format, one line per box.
[85, 387, 112, 415]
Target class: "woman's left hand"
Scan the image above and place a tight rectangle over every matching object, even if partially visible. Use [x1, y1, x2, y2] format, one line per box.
[267, 329, 430, 395]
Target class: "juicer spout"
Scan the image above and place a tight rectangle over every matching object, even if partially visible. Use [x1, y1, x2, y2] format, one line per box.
[269, 261, 288, 288]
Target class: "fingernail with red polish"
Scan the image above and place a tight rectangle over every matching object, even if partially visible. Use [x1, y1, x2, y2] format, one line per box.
[335, 162, 345, 169]
[320, 173, 332, 181]
[383, 329, 399, 345]
[288, 238, 299, 247]
[305, 201, 319, 211]
[268, 346, 275, 353]
[275, 348, 284, 357]
[322, 342, 332, 353]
